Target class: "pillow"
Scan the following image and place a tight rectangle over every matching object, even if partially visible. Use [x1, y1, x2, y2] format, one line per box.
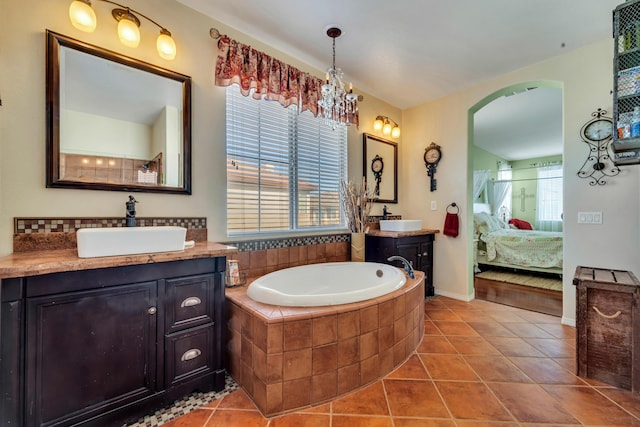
[509, 218, 533, 230]
[474, 212, 503, 235]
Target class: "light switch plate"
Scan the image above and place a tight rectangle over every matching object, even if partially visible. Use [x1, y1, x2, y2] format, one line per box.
[578, 211, 603, 224]
[431, 201, 437, 210]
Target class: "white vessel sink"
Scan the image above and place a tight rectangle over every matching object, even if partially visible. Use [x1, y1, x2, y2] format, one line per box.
[77, 226, 187, 258]
[379, 219, 423, 232]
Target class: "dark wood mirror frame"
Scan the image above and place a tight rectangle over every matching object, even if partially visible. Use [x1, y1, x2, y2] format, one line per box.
[46, 30, 192, 194]
[363, 133, 398, 204]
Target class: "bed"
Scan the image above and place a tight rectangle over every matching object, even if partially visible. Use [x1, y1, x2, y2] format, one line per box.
[473, 203, 563, 275]
[472, 203, 563, 315]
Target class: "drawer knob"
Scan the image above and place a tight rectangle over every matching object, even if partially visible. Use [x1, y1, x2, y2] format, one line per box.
[180, 296, 202, 308]
[592, 305, 622, 319]
[147, 307, 157, 315]
[181, 348, 202, 362]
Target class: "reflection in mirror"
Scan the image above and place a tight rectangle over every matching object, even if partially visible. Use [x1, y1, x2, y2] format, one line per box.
[46, 30, 191, 194]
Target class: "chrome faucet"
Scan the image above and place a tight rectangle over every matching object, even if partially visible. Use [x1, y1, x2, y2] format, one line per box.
[125, 195, 138, 227]
[387, 255, 415, 279]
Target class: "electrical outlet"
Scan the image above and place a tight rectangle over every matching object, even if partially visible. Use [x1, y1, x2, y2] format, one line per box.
[431, 201, 437, 210]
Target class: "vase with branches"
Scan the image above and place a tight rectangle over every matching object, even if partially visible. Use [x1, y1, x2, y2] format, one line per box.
[340, 177, 375, 261]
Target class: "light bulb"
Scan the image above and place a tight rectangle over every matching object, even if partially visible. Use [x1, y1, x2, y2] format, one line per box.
[391, 126, 401, 139]
[373, 118, 383, 131]
[117, 16, 140, 48]
[69, 0, 96, 33]
[382, 122, 392, 135]
[157, 30, 176, 60]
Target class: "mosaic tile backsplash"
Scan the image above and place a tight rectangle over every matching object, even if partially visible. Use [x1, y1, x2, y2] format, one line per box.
[12, 217, 208, 252]
[14, 217, 207, 234]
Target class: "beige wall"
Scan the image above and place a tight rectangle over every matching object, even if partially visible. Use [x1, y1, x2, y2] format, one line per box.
[0, 0, 402, 255]
[2, 0, 638, 325]
[402, 39, 640, 324]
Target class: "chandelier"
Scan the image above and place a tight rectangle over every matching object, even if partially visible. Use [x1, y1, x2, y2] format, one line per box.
[318, 27, 358, 129]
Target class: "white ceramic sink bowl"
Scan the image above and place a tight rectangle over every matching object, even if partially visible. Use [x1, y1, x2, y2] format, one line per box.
[77, 226, 188, 258]
[379, 219, 423, 232]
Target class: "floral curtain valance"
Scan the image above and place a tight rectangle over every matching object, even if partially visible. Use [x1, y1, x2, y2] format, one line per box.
[215, 35, 358, 124]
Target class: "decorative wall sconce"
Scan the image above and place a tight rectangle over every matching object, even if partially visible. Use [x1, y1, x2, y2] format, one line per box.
[68, 0, 176, 60]
[373, 116, 400, 139]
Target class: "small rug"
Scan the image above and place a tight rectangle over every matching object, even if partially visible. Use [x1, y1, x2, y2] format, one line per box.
[475, 270, 562, 291]
[124, 375, 239, 427]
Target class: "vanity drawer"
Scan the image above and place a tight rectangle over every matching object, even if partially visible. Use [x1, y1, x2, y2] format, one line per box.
[165, 274, 215, 333]
[165, 324, 215, 388]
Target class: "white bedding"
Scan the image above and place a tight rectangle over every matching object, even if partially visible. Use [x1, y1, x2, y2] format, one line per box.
[483, 228, 563, 269]
[473, 210, 563, 270]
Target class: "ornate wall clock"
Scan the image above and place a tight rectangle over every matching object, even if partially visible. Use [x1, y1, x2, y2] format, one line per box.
[577, 108, 620, 185]
[424, 142, 442, 191]
[371, 154, 384, 196]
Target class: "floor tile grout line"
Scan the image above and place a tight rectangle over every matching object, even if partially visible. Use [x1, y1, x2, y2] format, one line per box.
[447, 299, 613, 426]
[438, 300, 532, 425]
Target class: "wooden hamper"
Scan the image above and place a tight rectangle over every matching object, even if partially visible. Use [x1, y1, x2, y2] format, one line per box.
[573, 266, 640, 392]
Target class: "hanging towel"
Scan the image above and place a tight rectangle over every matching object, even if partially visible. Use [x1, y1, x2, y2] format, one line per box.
[443, 212, 459, 237]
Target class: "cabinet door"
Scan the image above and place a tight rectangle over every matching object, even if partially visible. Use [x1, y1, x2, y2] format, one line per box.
[25, 282, 157, 426]
[397, 243, 420, 270]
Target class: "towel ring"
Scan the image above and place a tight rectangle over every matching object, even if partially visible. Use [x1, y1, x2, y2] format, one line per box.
[446, 203, 459, 214]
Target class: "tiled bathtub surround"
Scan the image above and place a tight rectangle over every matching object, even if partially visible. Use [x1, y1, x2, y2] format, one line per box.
[225, 234, 351, 279]
[225, 272, 425, 417]
[12, 217, 208, 252]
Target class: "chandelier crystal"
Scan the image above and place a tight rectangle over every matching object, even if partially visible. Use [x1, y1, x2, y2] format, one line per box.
[318, 27, 358, 130]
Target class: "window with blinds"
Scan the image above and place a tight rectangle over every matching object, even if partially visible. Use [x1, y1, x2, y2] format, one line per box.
[226, 86, 347, 235]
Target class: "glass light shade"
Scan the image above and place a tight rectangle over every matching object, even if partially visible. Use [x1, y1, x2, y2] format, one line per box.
[373, 118, 383, 131]
[69, 1, 97, 33]
[382, 122, 392, 135]
[157, 32, 177, 60]
[117, 18, 140, 48]
[391, 126, 401, 139]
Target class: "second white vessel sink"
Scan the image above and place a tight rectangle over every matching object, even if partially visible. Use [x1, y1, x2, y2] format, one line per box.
[77, 226, 188, 258]
[379, 219, 423, 232]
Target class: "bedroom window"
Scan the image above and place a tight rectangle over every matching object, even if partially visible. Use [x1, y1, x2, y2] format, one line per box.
[536, 164, 563, 232]
[225, 86, 347, 235]
[495, 162, 512, 220]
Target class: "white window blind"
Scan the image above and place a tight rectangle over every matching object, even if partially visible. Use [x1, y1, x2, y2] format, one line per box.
[226, 86, 347, 235]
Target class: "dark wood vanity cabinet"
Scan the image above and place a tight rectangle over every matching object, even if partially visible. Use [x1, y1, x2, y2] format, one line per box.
[365, 233, 435, 296]
[0, 257, 226, 426]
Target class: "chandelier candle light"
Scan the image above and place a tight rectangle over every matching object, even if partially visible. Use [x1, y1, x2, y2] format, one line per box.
[68, 0, 177, 60]
[318, 27, 359, 129]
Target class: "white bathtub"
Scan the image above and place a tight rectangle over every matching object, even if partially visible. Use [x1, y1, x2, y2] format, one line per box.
[246, 262, 407, 307]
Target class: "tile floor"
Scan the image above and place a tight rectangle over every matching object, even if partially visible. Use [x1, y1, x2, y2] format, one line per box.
[163, 296, 640, 427]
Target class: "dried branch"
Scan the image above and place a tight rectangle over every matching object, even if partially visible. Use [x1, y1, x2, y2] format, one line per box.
[340, 177, 375, 233]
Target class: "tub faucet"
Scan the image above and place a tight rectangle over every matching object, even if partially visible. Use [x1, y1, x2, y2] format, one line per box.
[387, 255, 415, 279]
[382, 205, 392, 220]
[125, 195, 138, 227]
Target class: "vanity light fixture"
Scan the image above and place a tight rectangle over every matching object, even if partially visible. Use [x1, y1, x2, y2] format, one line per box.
[68, 0, 177, 60]
[373, 115, 400, 139]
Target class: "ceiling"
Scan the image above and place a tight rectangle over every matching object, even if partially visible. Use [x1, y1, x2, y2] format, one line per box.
[177, 0, 620, 110]
[176, 0, 620, 160]
[473, 86, 563, 161]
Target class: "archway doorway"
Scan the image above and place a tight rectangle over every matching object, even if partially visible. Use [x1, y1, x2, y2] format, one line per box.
[466, 81, 564, 315]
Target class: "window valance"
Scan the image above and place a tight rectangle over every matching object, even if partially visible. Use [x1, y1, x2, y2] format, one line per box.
[215, 34, 358, 124]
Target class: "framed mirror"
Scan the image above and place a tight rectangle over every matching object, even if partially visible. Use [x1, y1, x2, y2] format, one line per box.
[46, 30, 192, 194]
[363, 133, 397, 204]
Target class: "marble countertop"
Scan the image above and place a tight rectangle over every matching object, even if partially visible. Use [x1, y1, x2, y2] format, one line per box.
[366, 229, 440, 238]
[0, 241, 238, 279]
